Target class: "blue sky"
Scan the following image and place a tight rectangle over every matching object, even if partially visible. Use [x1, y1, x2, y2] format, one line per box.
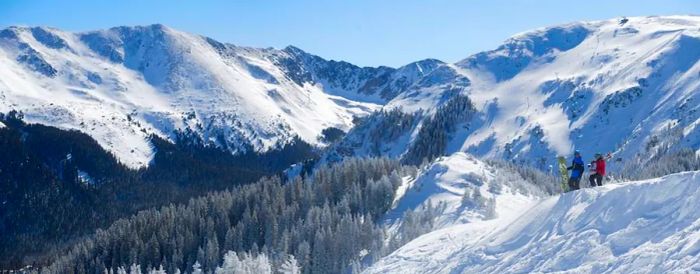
[1, 0, 698, 67]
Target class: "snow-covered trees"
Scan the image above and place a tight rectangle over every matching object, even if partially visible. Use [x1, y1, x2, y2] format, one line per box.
[460, 188, 497, 219]
[327, 108, 418, 160]
[278, 255, 300, 274]
[190, 262, 203, 274]
[388, 202, 437, 251]
[41, 158, 410, 274]
[487, 159, 560, 195]
[215, 251, 272, 274]
[620, 148, 700, 180]
[403, 94, 476, 165]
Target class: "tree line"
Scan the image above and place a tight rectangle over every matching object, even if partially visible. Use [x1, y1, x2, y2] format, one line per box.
[38, 157, 414, 274]
[0, 111, 315, 269]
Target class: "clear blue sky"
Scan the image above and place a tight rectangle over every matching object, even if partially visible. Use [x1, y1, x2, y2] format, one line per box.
[1, 0, 698, 67]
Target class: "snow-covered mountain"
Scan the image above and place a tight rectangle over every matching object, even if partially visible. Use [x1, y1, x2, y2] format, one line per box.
[4, 16, 699, 170]
[4, 15, 700, 273]
[328, 16, 700, 170]
[367, 154, 700, 273]
[0, 24, 439, 168]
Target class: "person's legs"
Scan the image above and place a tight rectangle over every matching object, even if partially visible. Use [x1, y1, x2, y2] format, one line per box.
[568, 177, 577, 191]
[591, 174, 600, 186]
[574, 176, 582, 190]
[589, 174, 596, 187]
[596, 174, 604, 186]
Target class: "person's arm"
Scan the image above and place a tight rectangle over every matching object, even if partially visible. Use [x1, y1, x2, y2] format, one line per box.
[605, 152, 613, 161]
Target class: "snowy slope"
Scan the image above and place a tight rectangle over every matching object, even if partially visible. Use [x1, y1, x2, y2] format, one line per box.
[0, 25, 436, 168]
[6, 16, 700, 170]
[330, 16, 700, 170]
[384, 152, 550, 230]
[368, 168, 700, 273]
[457, 15, 700, 169]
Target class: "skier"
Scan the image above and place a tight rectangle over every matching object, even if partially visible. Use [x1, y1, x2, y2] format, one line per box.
[566, 150, 585, 190]
[589, 153, 606, 187]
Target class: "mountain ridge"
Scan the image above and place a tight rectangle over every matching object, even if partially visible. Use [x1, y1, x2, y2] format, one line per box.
[326, 15, 700, 170]
[2, 15, 700, 171]
[0, 23, 440, 168]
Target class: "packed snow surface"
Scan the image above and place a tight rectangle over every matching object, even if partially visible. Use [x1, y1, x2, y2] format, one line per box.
[368, 156, 700, 273]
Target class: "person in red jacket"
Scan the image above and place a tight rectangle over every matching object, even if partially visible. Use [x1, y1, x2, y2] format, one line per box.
[589, 153, 606, 187]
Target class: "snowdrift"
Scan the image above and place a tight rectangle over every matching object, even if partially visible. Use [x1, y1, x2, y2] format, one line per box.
[368, 168, 700, 273]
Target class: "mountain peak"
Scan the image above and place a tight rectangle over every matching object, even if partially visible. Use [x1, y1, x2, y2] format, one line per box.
[283, 45, 307, 55]
[110, 23, 171, 33]
[398, 58, 445, 75]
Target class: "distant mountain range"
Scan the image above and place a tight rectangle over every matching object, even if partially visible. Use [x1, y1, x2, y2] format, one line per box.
[3, 16, 698, 172]
[0, 24, 440, 168]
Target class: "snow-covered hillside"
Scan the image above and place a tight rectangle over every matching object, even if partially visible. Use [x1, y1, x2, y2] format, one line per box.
[385, 152, 551, 230]
[368, 157, 700, 273]
[330, 16, 700, 170]
[0, 24, 437, 168]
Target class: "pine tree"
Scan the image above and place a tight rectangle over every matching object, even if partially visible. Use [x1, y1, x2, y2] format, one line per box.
[129, 264, 142, 274]
[191, 262, 203, 274]
[278, 255, 301, 274]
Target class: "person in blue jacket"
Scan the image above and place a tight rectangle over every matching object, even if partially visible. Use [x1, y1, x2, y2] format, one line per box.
[566, 150, 585, 190]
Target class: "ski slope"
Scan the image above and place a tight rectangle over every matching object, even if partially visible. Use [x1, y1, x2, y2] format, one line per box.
[368, 157, 700, 273]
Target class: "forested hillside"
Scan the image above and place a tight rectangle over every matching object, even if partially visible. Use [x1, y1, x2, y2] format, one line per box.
[0, 112, 313, 268]
[40, 158, 413, 274]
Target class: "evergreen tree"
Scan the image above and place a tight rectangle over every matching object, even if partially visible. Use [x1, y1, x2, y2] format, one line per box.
[278, 255, 301, 274]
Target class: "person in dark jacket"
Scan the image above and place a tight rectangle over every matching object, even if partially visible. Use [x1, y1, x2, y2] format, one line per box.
[589, 153, 606, 187]
[567, 150, 585, 190]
